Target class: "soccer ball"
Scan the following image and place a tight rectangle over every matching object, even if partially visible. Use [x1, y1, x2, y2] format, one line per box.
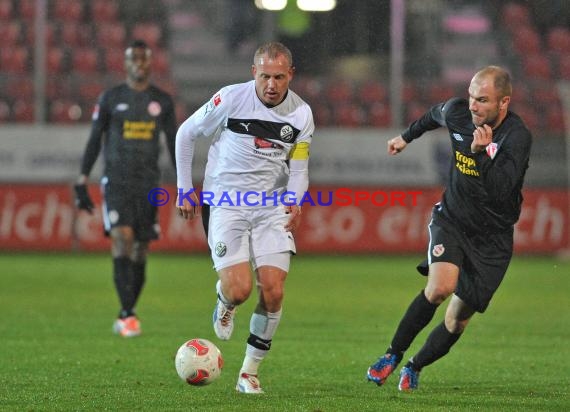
[174, 338, 223, 386]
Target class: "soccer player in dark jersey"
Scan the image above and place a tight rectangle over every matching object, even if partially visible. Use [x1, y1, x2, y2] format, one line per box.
[366, 66, 532, 391]
[74, 40, 177, 338]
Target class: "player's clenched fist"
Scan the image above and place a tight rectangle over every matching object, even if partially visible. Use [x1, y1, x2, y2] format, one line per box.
[471, 124, 493, 153]
[387, 135, 408, 155]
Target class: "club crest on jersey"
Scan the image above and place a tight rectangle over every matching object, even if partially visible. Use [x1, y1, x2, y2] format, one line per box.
[486, 142, 498, 159]
[213, 94, 222, 106]
[280, 125, 294, 142]
[148, 101, 161, 116]
[452, 133, 463, 141]
[432, 244, 445, 257]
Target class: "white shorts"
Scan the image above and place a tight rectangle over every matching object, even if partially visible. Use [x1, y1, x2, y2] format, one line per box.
[208, 206, 296, 271]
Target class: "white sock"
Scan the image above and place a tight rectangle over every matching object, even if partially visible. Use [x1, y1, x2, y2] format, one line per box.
[216, 280, 234, 308]
[240, 354, 261, 375]
[241, 309, 283, 375]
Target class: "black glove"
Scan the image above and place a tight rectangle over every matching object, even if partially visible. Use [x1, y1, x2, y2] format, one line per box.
[74, 184, 95, 214]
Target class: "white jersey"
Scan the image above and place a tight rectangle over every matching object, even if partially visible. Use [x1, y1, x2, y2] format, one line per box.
[176, 80, 314, 208]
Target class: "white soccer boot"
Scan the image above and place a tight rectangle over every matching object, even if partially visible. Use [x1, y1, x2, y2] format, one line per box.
[236, 372, 264, 394]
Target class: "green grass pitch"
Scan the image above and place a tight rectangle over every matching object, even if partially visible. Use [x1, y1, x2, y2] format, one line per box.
[0, 253, 568, 411]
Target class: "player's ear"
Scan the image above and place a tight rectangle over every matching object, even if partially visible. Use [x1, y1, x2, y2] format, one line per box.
[251, 64, 257, 78]
[500, 95, 510, 110]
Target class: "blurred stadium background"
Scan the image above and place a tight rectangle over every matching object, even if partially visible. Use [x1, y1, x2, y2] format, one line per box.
[0, 0, 568, 255]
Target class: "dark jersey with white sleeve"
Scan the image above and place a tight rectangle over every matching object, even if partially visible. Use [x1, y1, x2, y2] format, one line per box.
[402, 97, 532, 235]
[80, 83, 177, 186]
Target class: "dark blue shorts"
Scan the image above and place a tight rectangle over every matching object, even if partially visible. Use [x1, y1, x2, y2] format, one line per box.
[416, 207, 514, 313]
[100, 179, 159, 242]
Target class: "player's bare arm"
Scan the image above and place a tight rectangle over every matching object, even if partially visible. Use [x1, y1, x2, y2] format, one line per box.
[284, 205, 302, 232]
[176, 191, 200, 220]
[387, 135, 408, 155]
[471, 124, 493, 153]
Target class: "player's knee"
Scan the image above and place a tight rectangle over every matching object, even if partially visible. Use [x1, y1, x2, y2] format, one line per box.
[226, 280, 253, 305]
[444, 316, 470, 334]
[131, 241, 149, 262]
[424, 286, 453, 305]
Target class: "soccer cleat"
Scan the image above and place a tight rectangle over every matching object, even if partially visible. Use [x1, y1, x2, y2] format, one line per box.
[113, 316, 141, 337]
[236, 372, 264, 394]
[398, 366, 420, 391]
[212, 297, 236, 340]
[367, 353, 400, 386]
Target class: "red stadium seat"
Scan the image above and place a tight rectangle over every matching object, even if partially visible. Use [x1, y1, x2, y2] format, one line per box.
[0, 21, 23, 45]
[78, 82, 105, 102]
[405, 102, 428, 124]
[102, 48, 125, 74]
[312, 103, 332, 127]
[402, 82, 418, 104]
[547, 26, 570, 55]
[0, 47, 30, 73]
[427, 84, 455, 103]
[522, 54, 552, 80]
[12, 99, 34, 122]
[91, 0, 120, 22]
[532, 85, 559, 106]
[358, 81, 388, 104]
[52, 0, 83, 22]
[131, 22, 163, 48]
[49, 99, 83, 123]
[511, 83, 530, 104]
[152, 49, 170, 75]
[46, 47, 66, 74]
[501, 3, 531, 32]
[511, 26, 541, 55]
[6, 78, 34, 100]
[325, 79, 353, 103]
[19, 0, 35, 21]
[45, 78, 73, 100]
[0, 0, 14, 21]
[333, 103, 365, 127]
[60, 22, 92, 47]
[292, 76, 323, 102]
[95, 22, 126, 48]
[512, 106, 539, 131]
[71, 47, 100, 73]
[366, 102, 391, 127]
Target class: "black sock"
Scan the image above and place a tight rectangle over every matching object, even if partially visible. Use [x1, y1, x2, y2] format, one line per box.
[410, 322, 462, 371]
[132, 261, 146, 306]
[113, 256, 135, 318]
[388, 290, 439, 360]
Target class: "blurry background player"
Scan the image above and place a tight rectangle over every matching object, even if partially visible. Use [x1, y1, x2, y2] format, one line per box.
[366, 66, 532, 391]
[74, 40, 177, 338]
[176, 42, 314, 394]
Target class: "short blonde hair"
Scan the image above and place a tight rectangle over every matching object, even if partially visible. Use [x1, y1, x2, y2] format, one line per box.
[253, 42, 293, 67]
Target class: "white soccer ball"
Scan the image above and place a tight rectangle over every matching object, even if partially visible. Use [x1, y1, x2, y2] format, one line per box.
[174, 338, 223, 386]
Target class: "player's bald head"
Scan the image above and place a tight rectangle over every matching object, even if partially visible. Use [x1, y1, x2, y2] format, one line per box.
[473, 66, 512, 99]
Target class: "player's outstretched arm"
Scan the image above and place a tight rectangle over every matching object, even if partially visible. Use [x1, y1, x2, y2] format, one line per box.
[387, 135, 408, 155]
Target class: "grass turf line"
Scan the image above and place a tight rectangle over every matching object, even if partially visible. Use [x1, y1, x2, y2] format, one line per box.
[0, 253, 568, 411]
